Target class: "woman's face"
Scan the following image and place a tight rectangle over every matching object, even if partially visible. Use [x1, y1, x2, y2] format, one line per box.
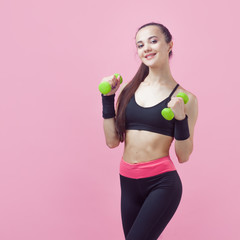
[135, 25, 173, 68]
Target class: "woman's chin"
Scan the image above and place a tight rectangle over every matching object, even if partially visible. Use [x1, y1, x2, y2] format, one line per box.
[144, 62, 159, 68]
[143, 59, 166, 69]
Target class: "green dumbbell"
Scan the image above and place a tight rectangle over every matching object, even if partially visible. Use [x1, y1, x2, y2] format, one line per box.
[161, 92, 189, 120]
[98, 73, 123, 95]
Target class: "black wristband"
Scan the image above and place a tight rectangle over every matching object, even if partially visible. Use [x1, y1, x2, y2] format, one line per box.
[101, 94, 116, 119]
[174, 115, 190, 140]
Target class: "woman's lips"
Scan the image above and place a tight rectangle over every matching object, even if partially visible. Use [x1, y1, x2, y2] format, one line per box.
[145, 53, 156, 59]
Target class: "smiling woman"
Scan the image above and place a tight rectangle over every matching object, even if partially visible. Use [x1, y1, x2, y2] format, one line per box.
[136, 34, 171, 65]
[100, 22, 198, 239]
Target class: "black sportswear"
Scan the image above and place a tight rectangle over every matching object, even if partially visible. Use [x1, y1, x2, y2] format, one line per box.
[125, 84, 179, 137]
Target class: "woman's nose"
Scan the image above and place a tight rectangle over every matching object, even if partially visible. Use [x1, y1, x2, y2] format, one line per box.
[143, 43, 152, 52]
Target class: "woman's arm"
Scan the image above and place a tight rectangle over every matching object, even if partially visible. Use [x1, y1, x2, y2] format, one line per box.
[174, 93, 198, 163]
[103, 118, 120, 148]
[101, 78, 127, 149]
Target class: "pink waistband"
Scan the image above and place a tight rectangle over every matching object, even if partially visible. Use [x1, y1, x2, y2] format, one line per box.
[119, 156, 176, 179]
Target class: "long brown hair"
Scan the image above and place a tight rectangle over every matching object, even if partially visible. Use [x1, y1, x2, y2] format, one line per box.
[115, 22, 173, 142]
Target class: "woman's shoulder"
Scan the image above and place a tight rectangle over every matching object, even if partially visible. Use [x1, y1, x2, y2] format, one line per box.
[176, 84, 198, 120]
[176, 85, 198, 104]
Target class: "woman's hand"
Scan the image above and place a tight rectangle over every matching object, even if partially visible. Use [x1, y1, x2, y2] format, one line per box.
[100, 74, 122, 96]
[167, 96, 186, 120]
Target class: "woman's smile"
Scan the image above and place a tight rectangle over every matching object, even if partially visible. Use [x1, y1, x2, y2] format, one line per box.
[145, 53, 157, 60]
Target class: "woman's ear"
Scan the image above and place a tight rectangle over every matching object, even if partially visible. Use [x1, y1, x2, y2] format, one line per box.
[168, 41, 173, 52]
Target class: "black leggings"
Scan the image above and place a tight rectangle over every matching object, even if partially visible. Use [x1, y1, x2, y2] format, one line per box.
[120, 170, 182, 240]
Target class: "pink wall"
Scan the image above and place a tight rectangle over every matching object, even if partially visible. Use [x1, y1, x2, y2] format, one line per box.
[0, 0, 239, 239]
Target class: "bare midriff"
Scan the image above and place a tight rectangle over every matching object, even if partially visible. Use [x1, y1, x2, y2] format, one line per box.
[122, 130, 174, 164]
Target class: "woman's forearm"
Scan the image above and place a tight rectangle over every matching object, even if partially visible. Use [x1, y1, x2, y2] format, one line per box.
[103, 118, 120, 148]
[174, 138, 193, 163]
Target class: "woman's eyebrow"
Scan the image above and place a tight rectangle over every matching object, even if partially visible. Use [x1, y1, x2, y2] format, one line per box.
[136, 36, 158, 44]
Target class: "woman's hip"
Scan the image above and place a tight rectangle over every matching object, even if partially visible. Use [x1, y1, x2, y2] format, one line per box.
[119, 155, 177, 179]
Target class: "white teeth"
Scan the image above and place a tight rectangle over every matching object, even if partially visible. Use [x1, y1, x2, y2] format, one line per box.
[146, 54, 155, 59]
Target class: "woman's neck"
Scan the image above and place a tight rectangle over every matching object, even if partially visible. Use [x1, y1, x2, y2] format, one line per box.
[144, 66, 175, 86]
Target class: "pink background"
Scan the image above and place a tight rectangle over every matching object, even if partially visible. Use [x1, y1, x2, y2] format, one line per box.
[0, 0, 239, 239]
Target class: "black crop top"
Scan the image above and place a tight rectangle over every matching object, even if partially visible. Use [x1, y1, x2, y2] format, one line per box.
[125, 84, 179, 137]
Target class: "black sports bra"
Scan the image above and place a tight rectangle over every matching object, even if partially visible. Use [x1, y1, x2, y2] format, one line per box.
[125, 84, 179, 137]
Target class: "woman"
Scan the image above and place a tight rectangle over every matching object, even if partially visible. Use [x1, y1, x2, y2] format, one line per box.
[100, 22, 198, 240]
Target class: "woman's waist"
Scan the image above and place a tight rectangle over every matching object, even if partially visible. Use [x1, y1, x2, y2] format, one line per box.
[119, 155, 176, 179]
[123, 144, 170, 164]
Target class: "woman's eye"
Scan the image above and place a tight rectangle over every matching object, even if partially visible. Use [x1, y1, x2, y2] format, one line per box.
[151, 40, 157, 43]
[137, 45, 143, 49]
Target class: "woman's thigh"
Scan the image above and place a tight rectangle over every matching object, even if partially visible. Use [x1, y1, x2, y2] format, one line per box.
[120, 174, 145, 238]
[120, 171, 182, 240]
